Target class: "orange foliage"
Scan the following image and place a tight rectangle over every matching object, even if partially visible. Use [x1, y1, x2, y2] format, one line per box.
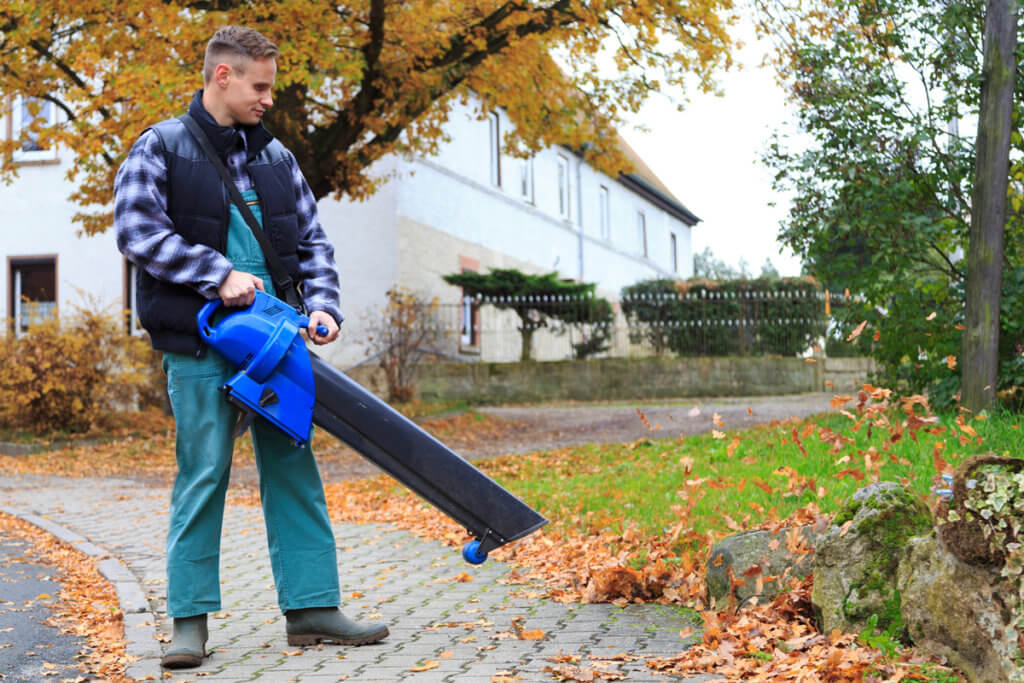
[0, 306, 161, 433]
[0, 0, 736, 233]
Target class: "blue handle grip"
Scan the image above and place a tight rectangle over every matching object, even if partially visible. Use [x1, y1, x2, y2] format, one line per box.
[297, 315, 329, 338]
[200, 298, 328, 339]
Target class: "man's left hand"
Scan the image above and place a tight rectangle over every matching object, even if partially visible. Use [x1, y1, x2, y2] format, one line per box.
[307, 310, 339, 345]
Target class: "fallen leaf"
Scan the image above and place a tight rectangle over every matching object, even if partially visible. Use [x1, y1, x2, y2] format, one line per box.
[410, 660, 440, 672]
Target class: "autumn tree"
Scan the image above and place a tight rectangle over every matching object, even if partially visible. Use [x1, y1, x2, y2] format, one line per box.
[0, 0, 736, 235]
[753, 0, 1024, 407]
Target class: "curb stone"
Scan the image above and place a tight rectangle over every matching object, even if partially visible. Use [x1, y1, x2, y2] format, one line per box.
[0, 505, 162, 680]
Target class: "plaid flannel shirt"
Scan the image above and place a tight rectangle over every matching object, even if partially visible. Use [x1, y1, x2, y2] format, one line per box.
[114, 126, 343, 325]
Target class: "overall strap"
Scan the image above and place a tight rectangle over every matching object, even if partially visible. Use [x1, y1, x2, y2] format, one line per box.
[179, 114, 304, 313]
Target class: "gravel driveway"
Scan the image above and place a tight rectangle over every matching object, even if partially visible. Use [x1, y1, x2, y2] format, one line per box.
[471, 392, 835, 455]
[307, 392, 836, 483]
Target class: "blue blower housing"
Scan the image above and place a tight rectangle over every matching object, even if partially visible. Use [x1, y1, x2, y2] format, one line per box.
[197, 290, 323, 446]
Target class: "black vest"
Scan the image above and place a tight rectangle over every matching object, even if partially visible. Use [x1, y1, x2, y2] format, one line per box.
[136, 103, 302, 355]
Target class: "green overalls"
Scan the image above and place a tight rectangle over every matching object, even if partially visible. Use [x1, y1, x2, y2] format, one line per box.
[162, 190, 340, 618]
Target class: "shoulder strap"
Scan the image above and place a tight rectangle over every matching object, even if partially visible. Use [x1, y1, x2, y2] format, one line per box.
[179, 114, 304, 312]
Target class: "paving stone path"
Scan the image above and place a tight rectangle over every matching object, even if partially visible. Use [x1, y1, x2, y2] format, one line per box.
[0, 474, 716, 682]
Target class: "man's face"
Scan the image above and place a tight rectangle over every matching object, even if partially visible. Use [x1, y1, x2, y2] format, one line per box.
[222, 57, 276, 126]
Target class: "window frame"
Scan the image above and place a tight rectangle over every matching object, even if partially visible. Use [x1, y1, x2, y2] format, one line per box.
[670, 232, 678, 273]
[124, 259, 146, 336]
[637, 210, 648, 258]
[8, 255, 58, 336]
[599, 185, 610, 240]
[518, 156, 534, 204]
[557, 154, 571, 220]
[488, 111, 501, 188]
[9, 96, 59, 164]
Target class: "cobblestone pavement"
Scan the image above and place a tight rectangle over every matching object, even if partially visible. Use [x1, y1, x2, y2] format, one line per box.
[0, 474, 716, 682]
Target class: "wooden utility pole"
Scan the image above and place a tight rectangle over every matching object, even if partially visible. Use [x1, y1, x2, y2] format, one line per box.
[963, 0, 1016, 411]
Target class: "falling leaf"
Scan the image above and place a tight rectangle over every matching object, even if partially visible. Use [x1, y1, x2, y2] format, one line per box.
[846, 320, 868, 342]
[925, 311, 937, 321]
[946, 355, 957, 370]
[712, 412, 724, 427]
[712, 430, 726, 440]
[687, 406, 701, 417]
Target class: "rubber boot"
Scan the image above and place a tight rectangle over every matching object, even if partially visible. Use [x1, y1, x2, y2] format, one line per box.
[285, 607, 389, 646]
[160, 614, 208, 669]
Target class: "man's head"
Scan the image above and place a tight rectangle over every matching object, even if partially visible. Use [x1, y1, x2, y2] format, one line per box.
[202, 26, 278, 127]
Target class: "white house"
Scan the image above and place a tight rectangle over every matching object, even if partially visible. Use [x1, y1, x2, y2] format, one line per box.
[0, 95, 698, 367]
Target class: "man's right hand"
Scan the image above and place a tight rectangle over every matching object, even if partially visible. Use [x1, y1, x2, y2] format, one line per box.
[218, 269, 265, 307]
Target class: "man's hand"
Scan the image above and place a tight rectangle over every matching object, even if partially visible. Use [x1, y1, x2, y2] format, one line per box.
[218, 269, 264, 307]
[307, 310, 339, 345]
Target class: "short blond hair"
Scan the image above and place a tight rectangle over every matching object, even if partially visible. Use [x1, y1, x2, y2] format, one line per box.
[203, 26, 278, 83]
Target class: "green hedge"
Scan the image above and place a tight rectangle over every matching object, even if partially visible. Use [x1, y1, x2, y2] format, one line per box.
[621, 278, 825, 357]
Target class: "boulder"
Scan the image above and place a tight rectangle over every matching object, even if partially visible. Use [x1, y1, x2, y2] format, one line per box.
[811, 482, 932, 636]
[899, 533, 1023, 683]
[706, 525, 818, 605]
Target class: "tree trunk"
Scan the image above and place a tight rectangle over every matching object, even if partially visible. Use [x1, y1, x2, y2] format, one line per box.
[963, 0, 1017, 412]
[520, 325, 535, 362]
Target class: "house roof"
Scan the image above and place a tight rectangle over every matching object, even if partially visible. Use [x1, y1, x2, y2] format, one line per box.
[614, 134, 700, 227]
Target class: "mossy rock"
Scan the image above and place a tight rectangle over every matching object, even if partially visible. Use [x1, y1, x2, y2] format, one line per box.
[812, 482, 933, 636]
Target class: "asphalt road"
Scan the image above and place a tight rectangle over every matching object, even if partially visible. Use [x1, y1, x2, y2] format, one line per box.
[0, 532, 87, 681]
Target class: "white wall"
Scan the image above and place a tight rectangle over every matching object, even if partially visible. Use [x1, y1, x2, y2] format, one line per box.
[395, 101, 694, 299]
[0, 155, 125, 325]
[316, 156, 400, 367]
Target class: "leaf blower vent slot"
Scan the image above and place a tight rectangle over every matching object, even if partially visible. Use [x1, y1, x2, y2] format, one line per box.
[263, 303, 286, 317]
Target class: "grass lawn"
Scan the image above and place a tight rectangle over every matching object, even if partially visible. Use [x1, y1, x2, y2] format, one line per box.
[482, 404, 1020, 549]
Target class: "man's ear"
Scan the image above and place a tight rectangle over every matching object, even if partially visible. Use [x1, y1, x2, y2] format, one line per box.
[214, 63, 232, 88]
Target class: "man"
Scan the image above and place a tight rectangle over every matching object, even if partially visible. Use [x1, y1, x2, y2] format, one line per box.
[114, 26, 388, 669]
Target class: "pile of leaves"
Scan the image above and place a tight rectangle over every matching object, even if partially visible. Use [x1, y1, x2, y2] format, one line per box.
[0, 512, 129, 681]
[648, 576, 947, 681]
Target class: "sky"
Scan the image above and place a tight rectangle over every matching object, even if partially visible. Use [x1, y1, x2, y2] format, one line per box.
[619, 16, 805, 278]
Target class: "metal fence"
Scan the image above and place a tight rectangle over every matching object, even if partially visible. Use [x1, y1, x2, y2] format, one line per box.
[418, 289, 853, 363]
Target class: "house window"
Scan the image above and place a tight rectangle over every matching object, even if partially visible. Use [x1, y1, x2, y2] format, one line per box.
[557, 154, 570, 219]
[637, 211, 647, 258]
[599, 185, 610, 240]
[671, 233, 678, 273]
[124, 260, 145, 336]
[488, 111, 501, 188]
[518, 157, 534, 203]
[9, 256, 57, 336]
[11, 96, 58, 163]
[457, 262, 480, 349]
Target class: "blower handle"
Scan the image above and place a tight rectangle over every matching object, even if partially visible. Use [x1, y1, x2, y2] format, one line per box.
[199, 296, 327, 339]
[197, 299, 223, 341]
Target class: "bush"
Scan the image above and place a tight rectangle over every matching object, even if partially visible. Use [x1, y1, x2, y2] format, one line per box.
[0, 306, 159, 434]
[364, 287, 446, 402]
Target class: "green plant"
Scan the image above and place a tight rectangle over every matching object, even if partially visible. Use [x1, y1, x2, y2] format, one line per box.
[620, 277, 824, 357]
[856, 610, 903, 659]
